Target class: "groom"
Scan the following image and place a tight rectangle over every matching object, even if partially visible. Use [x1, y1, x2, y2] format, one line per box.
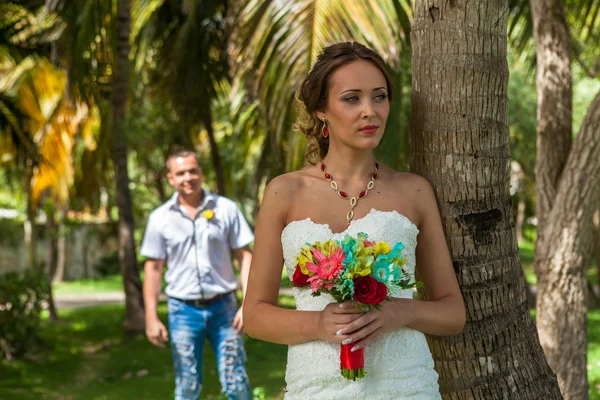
[141, 149, 254, 400]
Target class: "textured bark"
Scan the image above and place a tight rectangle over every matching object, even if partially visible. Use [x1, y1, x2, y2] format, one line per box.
[410, 1, 561, 398]
[111, 0, 145, 333]
[535, 92, 600, 399]
[530, 0, 572, 238]
[530, 0, 598, 397]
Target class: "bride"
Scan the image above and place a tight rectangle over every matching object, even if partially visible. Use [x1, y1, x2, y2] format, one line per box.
[243, 42, 465, 399]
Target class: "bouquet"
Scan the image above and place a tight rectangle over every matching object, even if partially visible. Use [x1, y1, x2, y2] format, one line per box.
[291, 232, 421, 381]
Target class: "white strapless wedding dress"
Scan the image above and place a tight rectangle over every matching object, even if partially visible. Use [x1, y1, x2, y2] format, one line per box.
[281, 209, 441, 400]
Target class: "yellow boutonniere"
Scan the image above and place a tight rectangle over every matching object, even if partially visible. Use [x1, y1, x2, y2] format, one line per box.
[202, 210, 215, 221]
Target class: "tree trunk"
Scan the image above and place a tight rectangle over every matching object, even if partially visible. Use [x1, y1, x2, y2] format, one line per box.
[203, 108, 226, 196]
[45, 201, 59, 321]
[410, 1, 561, 398]
[111, 0, 145, 333]
[52, 207, 67, 283]
[535, 92, 600, 399]
[530, 0, 572, 239]
[24, 161, 38, 273]
[530, 0, 598, 397]
[513, 161, 526, 243]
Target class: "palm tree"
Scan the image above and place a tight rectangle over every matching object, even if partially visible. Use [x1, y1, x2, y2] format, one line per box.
[109, 0, 145, 332]
[1, 4, 89, 320]
[132, 0, 229, 195]
[526, 0, 600, 396]
[409, 1, 562, 397]
[232, 0, 410, 179]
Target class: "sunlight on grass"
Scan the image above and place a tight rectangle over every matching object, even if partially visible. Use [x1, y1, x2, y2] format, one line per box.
[53, 275, 125, 295]
[589, 311, 600, 399]
[0, 303, 287, 400]
[16, 262, 600, 399]
[519, 239, 597, 286]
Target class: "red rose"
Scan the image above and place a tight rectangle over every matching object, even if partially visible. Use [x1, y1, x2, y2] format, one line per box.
[292, 265, 310, 286]
[353, 276, 388, 305]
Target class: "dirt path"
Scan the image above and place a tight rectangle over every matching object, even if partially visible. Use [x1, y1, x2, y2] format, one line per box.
[54, 288, 295, 309]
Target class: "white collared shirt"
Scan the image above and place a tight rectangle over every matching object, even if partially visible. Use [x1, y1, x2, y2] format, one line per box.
[140, 190, 254, 299]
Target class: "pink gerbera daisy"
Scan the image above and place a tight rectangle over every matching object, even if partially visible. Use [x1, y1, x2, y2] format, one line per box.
[306, 247, 346, 292]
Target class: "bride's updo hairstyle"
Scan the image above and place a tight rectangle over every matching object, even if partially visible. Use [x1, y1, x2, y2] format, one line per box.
[295, 42, 392, 165]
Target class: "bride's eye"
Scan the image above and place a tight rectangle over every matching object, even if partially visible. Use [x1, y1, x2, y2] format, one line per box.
[343, 96, 359, 103]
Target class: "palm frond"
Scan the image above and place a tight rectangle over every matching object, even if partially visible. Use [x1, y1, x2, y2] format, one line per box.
[233, 0, 408, 169]
[508, 0, 600, 75]
[0, 3, 65, 60]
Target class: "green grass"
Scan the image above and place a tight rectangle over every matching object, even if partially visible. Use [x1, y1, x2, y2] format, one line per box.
[53, 274, 169, 296]
[53, 274, 125, 295]
[519, 240, 597, 286]
[590, 311, 600, 399]
[0, 303, 288, 400]
[53, 268, 290, 296]
[1, 302, 598, 399]
[38, 246, 599, 398]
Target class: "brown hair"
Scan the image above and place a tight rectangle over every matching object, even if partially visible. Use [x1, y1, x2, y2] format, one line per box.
[165, 149, 201, 171]
[295, 42, 392, 165]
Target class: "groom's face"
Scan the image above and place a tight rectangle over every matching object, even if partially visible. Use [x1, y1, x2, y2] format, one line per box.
[167, 155, 203, 196]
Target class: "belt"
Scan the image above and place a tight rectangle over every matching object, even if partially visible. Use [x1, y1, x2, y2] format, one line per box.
[172, 291, 234, 307]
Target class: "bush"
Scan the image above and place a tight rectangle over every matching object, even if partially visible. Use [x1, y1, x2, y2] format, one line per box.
[0, 271, 48, 360]
[94, 250, 121, 276]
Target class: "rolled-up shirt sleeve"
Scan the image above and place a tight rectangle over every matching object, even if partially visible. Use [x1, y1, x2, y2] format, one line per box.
[229, 205, 255, 250]
[140, 212, 166, 259]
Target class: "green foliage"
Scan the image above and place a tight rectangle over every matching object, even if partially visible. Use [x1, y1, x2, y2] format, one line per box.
[0, 271, 48, 360]
[94, 250, 121, 277]
[0, 217, 22, 247]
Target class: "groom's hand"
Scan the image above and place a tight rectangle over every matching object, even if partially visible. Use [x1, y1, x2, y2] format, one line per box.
[233, 306, 244, 334]
[318, 301, 363, 344]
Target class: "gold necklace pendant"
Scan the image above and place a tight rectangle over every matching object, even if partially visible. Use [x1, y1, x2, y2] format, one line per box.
[320, 161, 379, 226]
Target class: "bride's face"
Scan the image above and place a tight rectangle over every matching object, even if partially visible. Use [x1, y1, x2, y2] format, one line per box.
[317, 60, 390, 152]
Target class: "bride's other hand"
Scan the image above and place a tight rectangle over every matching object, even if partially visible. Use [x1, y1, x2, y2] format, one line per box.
[318, 301, 364, 344]
[337, 298, 412, 351]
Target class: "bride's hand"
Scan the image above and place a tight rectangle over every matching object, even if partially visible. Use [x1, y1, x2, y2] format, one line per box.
[338, 298, 412, 351]
[318, 301, 364, 344]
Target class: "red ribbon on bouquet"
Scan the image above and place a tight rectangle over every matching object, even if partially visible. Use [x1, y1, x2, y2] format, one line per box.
[340, 343, 365, 380]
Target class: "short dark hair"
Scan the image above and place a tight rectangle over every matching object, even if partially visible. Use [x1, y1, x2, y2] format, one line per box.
[165, 149, 200, 171]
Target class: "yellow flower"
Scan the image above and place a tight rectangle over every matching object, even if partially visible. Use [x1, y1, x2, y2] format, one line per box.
[297, 244, 315, 275]
[347, 259, 372, 279]
[373, 242, 391, 257]
[203, 210, 215, 220]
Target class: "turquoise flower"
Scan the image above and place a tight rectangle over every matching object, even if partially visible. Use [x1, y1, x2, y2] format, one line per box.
[372, 261, 391, 283]
[341, 279, 355, 298]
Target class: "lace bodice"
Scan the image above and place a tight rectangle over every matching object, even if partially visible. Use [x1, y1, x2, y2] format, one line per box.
[280, 209, 441, 400]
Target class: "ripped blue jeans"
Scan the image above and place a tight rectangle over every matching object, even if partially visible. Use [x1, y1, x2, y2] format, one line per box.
[167, 294, 251, 400]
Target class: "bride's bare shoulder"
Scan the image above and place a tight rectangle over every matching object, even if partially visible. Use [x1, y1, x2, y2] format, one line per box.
[259, 168, 317, 221]
[382, 166, 433, 195]
[265, 169, 314, 197]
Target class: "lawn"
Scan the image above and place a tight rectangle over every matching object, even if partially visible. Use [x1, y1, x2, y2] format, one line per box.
[6, 243, 599, 399]
[53, 274, 126, 295]
[0, 302, 289, 400]
[519, 239, 598, 285]
[1, 301, 599, 399]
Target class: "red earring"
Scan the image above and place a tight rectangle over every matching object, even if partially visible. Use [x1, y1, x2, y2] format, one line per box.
[321, 118, 329, 138]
